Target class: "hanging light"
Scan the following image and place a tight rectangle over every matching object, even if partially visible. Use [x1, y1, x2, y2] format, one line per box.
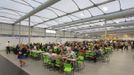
[102, 7, 108, 11]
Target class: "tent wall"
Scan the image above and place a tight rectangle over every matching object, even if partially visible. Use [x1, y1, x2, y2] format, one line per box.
[0, 23, 92, 50]
[0, 23, 85, 38]
[0, 36, 94, 51]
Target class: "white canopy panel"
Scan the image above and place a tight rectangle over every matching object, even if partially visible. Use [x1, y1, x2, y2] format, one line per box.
[0, 0, 134, 34]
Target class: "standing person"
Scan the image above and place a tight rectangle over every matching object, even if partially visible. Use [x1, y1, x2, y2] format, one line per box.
[6, 41, 11, 54]
[17, 45, 28, 67]
[132, 41, 134, 51]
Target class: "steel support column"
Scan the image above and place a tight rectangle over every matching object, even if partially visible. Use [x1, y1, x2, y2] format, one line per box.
[104, 20, 107, 40]
[44, 28, 46, 37]
[28, 17, 31, 45]
[19, 22, 21, 44]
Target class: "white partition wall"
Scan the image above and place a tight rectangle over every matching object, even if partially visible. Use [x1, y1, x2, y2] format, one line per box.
[0, 23, 86, 38]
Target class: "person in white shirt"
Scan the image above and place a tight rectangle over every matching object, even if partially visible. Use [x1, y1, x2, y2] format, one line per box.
[66, 47, 76, 59]
[6, 41, 11, 54]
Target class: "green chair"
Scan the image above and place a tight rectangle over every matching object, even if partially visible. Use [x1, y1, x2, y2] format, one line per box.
[63, 63, 73, 74]
[43, 55, 54, 69]
[77, 56, 84, 64]
[54, 58, 62, 71]
[88, 52, 96, 62]
[55, 58, 62, 68]
[77, 56, 85, 71]
[32, 52, 39, 58]
[85, 52, 90, 59]
[102, 48, 112, 62]
[89, 52, 96, 58]
[43, 55, 48, 65]
[44, 48, 48, 52]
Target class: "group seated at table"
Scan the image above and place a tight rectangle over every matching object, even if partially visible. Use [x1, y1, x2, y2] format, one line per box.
[8, 40, 134, 74]
[11, 40, 134, 61]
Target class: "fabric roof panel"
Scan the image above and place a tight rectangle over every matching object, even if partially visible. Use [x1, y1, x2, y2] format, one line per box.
[48, 7, 66, 16]
[35, 9, 58, 19]
[51, 0, 78, 13]
[89, 7, 103, 16]
[120, 0, 134, 9]
[0, 18, 15, 23]
[0, 0, 33, 14]
[72, 10, 92, 18]
[55, 16, 72, 24]
[73, 0, 93, 9]
[99, 1, 120, 13]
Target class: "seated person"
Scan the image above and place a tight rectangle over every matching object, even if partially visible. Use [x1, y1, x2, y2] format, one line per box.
[93, 46, 101, 58]
[66, 47, 76, 59]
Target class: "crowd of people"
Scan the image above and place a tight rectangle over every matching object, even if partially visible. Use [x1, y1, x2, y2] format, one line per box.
[6, 40, 134, 67]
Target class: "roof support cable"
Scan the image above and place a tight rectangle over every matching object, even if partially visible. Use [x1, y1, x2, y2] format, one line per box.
[10, 0, 29, 6]
[118, 0, 122, 11]
[32, 0, 116, 27]
[12, 0, 47, 23]
[47, 8, 59, 17]
[0, 7, 25, 16]
[31, 0, 43, 4]
[32, 0, 78, 24]
[87, 9, 93, 17]
[0, 11, 19, 16]
[13, 0, 60, 25]
[10, 0, 48, 21]
[0, 16, 16, 21]
[88, 0, 105, 14]
[22, 0, 35, 9]
[48, 7, 75, 21]
[72, 0, 81, 10]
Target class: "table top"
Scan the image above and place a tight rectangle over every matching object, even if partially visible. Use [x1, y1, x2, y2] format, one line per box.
[42, 52, 50, 56]
[31, 50, 44, 53]
[42, 52, 76, 62]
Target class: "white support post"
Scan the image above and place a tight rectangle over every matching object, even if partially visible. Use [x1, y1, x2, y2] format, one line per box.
[44, 28, 46, 37]
[12, 25, 14, 36]
[104, 20, 107, 40]
[19, 22, 21, 44]
[28, 17, 31, 45]
[63, 31, 65, 38]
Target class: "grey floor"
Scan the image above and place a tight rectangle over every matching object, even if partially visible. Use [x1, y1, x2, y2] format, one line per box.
[0, 54, 29, 75]
[0, 50, 134, 75]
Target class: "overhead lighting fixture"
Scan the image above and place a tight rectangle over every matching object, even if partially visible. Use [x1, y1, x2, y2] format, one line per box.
[121, 26, 125, 29]
[100, 23, 104, 26]
[102, 7, 108, 11]
[46, 29, 56, 34]
[58, 20, 62, 22]
[80, 13, 85, 16]
[115, 21, 119, 23]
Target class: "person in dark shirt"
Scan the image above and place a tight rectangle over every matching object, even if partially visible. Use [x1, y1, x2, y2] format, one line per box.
[93, 45, 101, 62]
[17, 44, 28, 67]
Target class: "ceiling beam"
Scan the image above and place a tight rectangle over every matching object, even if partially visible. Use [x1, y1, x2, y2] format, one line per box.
[70, 20, 134, 31]
[13, 0, 60, 25]
[50, 8, 134, 29]
[32, 0, 115, 27]
[83, 26, 134, 34]
[54, 20, 104, 30]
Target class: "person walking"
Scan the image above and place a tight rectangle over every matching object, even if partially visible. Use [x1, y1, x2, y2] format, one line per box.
[17, 45, 28, 67]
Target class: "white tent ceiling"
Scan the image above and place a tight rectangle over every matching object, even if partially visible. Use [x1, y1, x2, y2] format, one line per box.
[0, 0, 134, 34]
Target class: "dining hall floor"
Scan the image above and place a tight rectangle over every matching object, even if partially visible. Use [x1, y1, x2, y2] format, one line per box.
[0, 50, 134, 75]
